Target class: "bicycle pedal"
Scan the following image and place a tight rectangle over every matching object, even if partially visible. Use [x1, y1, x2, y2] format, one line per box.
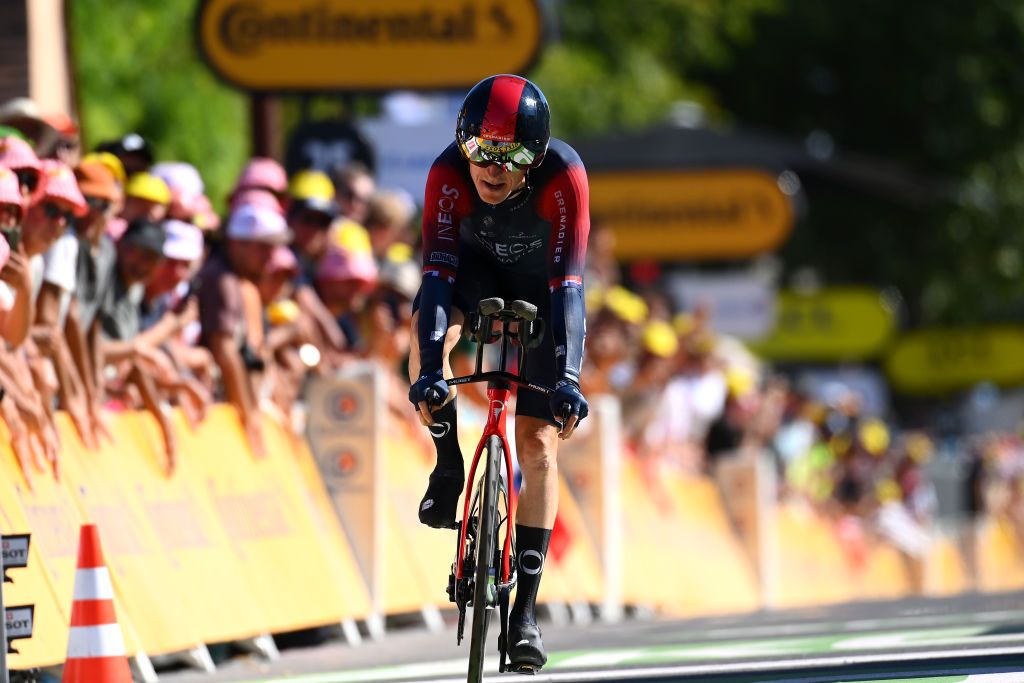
[510, 663, 539, 675]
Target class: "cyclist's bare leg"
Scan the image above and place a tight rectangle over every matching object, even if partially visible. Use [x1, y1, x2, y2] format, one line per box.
[409, 308, 467, 528]
[514, 416, 559, 528]
[507, 415, 557, 668]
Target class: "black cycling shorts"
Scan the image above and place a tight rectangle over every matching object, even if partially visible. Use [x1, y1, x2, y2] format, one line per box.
[412, 246, 557, 424]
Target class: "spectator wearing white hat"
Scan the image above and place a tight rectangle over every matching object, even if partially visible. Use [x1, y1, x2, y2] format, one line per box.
[195, 204, 291, 458]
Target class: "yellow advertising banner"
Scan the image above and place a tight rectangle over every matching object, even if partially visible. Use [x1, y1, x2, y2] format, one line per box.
[589, 169, 793, 260]
[53, 413, 205, 656]
[751, 287, 896, 360]
[184, 406, 354, 633]
[885, 326, 1024, 395]
[197, 0, 543, 91]
[114, 411, 271, 644]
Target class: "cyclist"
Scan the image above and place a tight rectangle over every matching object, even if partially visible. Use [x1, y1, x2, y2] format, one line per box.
[408, 74, 589, 671]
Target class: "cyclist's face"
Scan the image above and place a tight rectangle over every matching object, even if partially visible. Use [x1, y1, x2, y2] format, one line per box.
[468, 161, 527, 205]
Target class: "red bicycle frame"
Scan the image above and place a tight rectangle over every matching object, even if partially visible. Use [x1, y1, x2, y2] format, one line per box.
[455, 383, 517, 585]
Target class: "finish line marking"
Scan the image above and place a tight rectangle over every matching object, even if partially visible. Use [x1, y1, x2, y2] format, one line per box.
[249, 644, 1024, 683]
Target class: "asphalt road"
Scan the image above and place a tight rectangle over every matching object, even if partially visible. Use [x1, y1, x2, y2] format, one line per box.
[160, 592, 1024, 683]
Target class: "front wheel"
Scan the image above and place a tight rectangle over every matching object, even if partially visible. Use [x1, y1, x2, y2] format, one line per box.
[467, 435, 501, 683]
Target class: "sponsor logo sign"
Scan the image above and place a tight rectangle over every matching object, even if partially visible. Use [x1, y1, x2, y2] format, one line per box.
[751, 288, 896, 360]
[1, 534, 30, 582]
[589, 169, 794, 260]
[197, 0, 544, 91]
[885, 326, 1024, 395]
[5, 604, 33, 654]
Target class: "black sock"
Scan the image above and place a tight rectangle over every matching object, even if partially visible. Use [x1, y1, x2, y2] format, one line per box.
[511, 524, 551, 625]
[428, 399, 463, 474]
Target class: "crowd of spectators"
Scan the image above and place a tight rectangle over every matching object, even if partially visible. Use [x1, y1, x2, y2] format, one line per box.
[0, 98, 420, 483]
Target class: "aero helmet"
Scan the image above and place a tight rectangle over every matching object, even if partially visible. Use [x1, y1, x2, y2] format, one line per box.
[456, 74, 550, 171]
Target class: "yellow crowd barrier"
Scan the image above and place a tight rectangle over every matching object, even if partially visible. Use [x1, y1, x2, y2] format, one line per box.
[0, 406, 372, 669]
[3, 381, 1024, 671]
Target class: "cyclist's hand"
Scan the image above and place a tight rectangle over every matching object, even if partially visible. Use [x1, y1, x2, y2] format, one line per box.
[551, 380, 588, 440]
[409, 371, 450, 426]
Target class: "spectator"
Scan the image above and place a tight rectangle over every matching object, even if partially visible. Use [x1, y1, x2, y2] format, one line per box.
[95, 133, 154, 177]
[230, 157, 288, 213]
[332, 162, 375, 224]
[287, 170, 337, 280]
[25, 162, 91, 411]
[98, 219, 180, 471]
[0, 135, 43, 204]
[314, 234, 378, 352]
[284, 170, 347, 362]
[195, 204, 291, 458]
[365, 189, 415, 262]
[120, 172, 171, 223]
[0, 166, 32, 347]
[66, 159, 122, 443]
[151, 161, 205, 222]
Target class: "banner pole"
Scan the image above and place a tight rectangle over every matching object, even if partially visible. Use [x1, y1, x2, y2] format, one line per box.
[1, 540, 8, 683]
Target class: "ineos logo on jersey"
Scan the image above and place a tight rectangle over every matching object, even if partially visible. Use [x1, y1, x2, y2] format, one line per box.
[428, 422, 451, 438]
[473, 232, 544, 264]
[436, 184, 460, 242]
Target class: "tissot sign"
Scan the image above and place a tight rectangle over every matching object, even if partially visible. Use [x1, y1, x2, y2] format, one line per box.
[197, 0, 544, 90]
[588, 170, 794, 260]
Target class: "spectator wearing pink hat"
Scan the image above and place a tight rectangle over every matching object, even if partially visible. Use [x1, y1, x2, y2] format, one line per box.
[24, 160, 95, 450]
[191, 194, 221, 232]
[150, 161, 204, 222]
[315, 241, 378, 351]
[230, 187, 285, 216]
[231, 157, 288, 211]
[195, 204, 291, 458]
[0, 135, 43, 204]
[0, 167, 32, 347]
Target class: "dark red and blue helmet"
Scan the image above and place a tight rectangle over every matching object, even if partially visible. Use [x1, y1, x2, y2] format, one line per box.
[456, 74, 550, 171]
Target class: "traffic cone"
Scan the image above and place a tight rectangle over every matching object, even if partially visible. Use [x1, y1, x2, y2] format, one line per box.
[62, 524, 132, 682]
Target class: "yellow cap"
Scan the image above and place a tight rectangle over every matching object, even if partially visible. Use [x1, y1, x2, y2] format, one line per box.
[266, 299, 300, 326]
[905, 433, 934, 463]
[289, 170, 335, 202]
[641, 320, 678, 358]
[875, 478, 902, 503]
[331, 218, 373, 254]
[726, 366, 756, 398]
[673, 312, 696, 335]
[604, 286, 648, 324]
[125, 172, 171, 205]
[859, 417, 891, 456]
[81, 151, 126, 185]
[385, 242, 414, 263]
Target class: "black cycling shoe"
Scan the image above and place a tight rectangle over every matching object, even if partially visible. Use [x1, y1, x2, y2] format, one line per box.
[507, 619, 547, 672]
[418, 468, 464, 529]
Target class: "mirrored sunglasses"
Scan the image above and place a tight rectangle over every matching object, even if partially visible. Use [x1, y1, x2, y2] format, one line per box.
[459, 136, 539, 171]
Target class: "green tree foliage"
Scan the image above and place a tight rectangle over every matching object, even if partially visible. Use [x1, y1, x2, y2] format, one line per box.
[532, 0, 782, 139]
[691, 0, 1024, 324]
[68, 0, 248, 209]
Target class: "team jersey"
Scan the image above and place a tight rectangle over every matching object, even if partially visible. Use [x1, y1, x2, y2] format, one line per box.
[418, 137, 590, 386]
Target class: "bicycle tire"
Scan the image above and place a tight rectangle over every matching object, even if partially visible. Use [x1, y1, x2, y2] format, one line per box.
[467, 435, 501, 683]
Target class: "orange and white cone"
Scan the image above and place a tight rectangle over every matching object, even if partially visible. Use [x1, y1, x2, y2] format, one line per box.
[62, 524, 132, 683]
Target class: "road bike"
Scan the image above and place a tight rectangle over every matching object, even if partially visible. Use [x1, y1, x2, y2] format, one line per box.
[432, 297, 551, 681]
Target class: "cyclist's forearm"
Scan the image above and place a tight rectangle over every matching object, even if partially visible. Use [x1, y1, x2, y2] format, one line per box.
[549, 284, 585, 386]
[417, 275, 454, 376]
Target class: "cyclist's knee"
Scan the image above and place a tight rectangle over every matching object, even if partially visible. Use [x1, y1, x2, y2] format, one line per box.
[516, 418, 558, 474]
